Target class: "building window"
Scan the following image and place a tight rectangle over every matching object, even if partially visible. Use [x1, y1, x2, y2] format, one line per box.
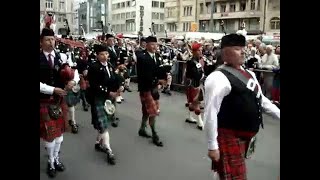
[200, 3, 204, 14]
[131, 11, 136, 18]
[160, 2, 165, 8]
[240, 1, 246, 11]
[132, 0, 136, 6]
[205, 2, 211, 14]
[126, 1, 131, 7]
[121, 24, 125, 31]
[116, 3, 120, 9]
[112, 25, 115, 30]
[251, 0, 255, 10]
[45, 0, 53, 9]
[230, 3, 236, 12]
[160, 13, 164, 20]
[166, 8, 174, 18]
[160, 24, 165, 32]
[184, 6, 192, 16]
[152, 1, 159, 8]
[121, 2, 125, 8]
[121, 13, 125, 19]
[116, 14, 120, 20]
[152, 12, 158, 19]
[183, 22, 190, 31]
[168, 23, 177, 32]
[270, 17, 280, 30]
[220, 4, 226, 13]
[126, 12, 130, 19]
[257, 0, 260, 10]
[59, 1, 65, 10]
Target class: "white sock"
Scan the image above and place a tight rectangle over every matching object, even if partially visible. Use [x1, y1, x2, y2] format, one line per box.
[96, 133, 102, 144]
[44, 140, 56, 168]
[53, 135, 64, 159]
[197, 115, 204, 127]
[69, 106, 76, 124]
[101, 131, 112, 152]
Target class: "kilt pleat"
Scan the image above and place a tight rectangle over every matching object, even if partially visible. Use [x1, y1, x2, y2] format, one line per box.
[140, 91, 158, 117]
[91, 98, 110, 133]
[212, 128, 255, 180]
[40, 99, 65, 142]
[65, 91, 80, 107]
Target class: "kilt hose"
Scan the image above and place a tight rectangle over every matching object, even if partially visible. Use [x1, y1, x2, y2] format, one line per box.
[40, 99, 66, 142]
[65, 90, 80, 107]
[212, 128, 255, 180]
[139, 91, 158, 117]
[91, 97, 110, 133]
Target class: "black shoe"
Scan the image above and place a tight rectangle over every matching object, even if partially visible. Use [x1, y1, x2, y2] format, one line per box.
[185, 118, 197, 124]
[139, 129, 151, 138]
[106, 151, 116, 165]
[83, 106, 89, 111]
[197, 126, 203, 131]
[71, 124, 79, 134]
[95, 143, 104, 152]
[152, 135, 163, 147]
[200, 106, 204, 110]
[111, 121, 118, 127]
[47, 163, 56, 178]
[166, 91, 172, 96]
[54, 158, 65, 172]
[185, 103, 189, 107]
[125, 86, 132, 92]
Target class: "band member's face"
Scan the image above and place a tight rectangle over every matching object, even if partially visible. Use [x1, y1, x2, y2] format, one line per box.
[141, 42, 146, 48]
[41, 36, 55, 51]
[222, 46, 245, 66]
[146, 42, 157, 53]
[97, 51, 109, 62]
[107, 38, 115, 46]
[193, 47, 203, 58]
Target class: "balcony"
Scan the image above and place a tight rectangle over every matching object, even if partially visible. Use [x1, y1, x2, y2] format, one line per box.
[199, 10, 263, 20]
[165, 17, 179, 23]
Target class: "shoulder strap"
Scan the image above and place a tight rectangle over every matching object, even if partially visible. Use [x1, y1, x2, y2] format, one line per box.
[216, 64, 251, 86]
[217, 65, 260, 97]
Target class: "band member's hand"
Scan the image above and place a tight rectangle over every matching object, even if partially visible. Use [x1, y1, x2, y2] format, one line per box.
[124, 62, 129, 66]
[109, 92, 118, 98]
[115, 69, 119, 74]
[83, 70, 88, 76]
[119, 86, 124, 92]
[208, 149, 220, 162]
[54, 88, 67, 96]
[158, 84, 162, 89]
[66, 81, 76, 90]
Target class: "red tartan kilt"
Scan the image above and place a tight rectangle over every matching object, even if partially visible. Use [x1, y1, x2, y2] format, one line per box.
[80, 76, 89, 90]
[212, 129, 255, 180]
[186, 87, 200, 103]
[40, 100, 66, 142]
[140, 91, 158, 117]
[272, 88, 280, 102]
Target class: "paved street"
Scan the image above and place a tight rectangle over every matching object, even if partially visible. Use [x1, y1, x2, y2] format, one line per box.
[40, 84, 280, 180]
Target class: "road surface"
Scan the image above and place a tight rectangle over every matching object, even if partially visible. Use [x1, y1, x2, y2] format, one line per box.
[40, 84, 280, 180]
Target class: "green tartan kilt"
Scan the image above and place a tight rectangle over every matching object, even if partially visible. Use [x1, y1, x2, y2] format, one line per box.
[91, 98, 110, 133]
[65, 91, 80, 107]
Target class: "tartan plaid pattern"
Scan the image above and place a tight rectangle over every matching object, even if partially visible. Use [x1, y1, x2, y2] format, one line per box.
[80, 76, 89, 90]
[212, 128, 255, 180]
[91, 98, 110, 133]
[40, 100, 65, 142]
[65, 90, 80, 107]
[186, 87, 201, 112]
[140, 91, 158, 117]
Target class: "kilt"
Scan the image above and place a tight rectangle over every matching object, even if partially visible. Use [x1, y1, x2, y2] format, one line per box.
[40, 99, 65, 142]
[186, 87, 201, 104]
[91, 97, 110, 133]
[212, 128, 255, 180]
[65, 90, 80, 107]
[140, 91, 158, 117]
[79, 76, 89, 90]
[272, 88, 280, 102]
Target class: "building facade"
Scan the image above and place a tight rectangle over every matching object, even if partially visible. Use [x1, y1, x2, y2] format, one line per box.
[164, 0, 280, 35]
[110, 0, 166, 36]
[40, 0, 76, 34]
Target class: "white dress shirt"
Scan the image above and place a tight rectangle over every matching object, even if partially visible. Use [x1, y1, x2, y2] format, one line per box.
[261, 53, 279, 70]
[43, 50, 55, 64]
[204, 68, 280, 151]
[40, 82, 55, 95]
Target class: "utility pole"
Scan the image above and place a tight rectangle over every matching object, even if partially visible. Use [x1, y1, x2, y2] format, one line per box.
[262, 0, 267, 33]
[210, 0, 215, 32]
